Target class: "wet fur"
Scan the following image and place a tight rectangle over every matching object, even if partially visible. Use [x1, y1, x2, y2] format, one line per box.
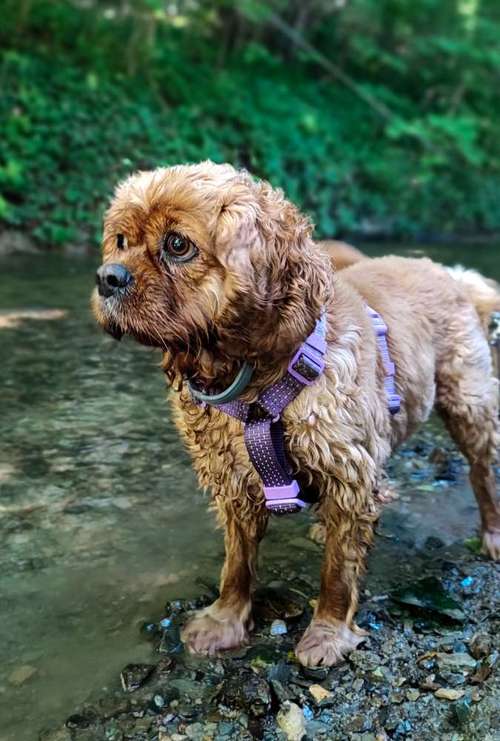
[93, 162, 500, 667]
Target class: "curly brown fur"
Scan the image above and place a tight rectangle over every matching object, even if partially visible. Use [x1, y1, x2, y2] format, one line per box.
[93, 161, 500, 667]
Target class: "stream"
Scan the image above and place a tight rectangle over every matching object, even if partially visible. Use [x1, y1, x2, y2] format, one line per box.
[0, 243, 498, 740]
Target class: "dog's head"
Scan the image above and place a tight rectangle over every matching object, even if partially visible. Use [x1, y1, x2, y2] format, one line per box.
[92, 162, 330, 381]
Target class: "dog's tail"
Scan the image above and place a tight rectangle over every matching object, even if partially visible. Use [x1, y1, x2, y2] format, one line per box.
[447, 265, 500, 334]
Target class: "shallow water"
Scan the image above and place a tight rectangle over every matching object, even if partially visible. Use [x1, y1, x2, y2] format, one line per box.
[0, 244, 498, 740]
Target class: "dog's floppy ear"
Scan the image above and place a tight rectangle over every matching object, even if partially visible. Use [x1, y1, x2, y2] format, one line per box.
[214, 178, 265, 275]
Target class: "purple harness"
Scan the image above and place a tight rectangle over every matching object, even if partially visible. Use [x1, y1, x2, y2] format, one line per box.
[192, 308, 400, 515]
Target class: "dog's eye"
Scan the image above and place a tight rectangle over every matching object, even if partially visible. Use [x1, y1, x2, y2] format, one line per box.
[116, 234, 127, 250]
[162, 232, 198, 263]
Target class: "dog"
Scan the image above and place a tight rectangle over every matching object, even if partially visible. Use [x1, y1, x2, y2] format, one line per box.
[316, 240, 366, 271]
[93, 161, 500, 667]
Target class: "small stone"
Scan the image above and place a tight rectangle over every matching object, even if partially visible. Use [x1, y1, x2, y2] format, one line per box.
[434, 688, 465, 701]
[302, 704, 314, 721]
[270, 619, 288, 636]
[308, 684, 332, 703]
[406, 689, 420, 702]
[152, 694, 166, 710]
[8, 665, 38, 686]
[451, 698, 472, 726]
[301, 664, 329, 681]
[369, 667, 388, 683]
[349, 650, 381, 672]
[120, 663, 155, 692]
[276, 701, 306, 741]
[436, 653, 476, 672]
[470, 653, 497, 684]
[185, 723, 205, 739]
[469, 633, 491, 660]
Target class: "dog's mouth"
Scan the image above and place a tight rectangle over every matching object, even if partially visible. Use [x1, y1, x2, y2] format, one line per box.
[103, 318, 124, 341]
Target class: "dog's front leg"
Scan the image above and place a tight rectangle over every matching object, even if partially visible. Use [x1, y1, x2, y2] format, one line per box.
[181, 507, 267, 656]
[296, 497, 377, 667]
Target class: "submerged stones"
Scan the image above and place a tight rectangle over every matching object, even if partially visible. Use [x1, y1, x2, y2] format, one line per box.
[8, 664, 38, 686]
[120, 663, 156, 693]
[390, 576, 465, 622]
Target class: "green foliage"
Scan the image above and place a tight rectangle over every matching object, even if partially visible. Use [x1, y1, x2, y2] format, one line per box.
[1, 0, 500, 247]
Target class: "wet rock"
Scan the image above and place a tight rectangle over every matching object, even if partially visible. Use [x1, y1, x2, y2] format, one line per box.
[470, 652, 498, 684]
[254, 588, 304, 622]
[120, 663, 155, 692]
[222, 669, 271, 717]
[434, 687, 465, 700]
[435, 653, 477, 672]
[308, 684, 332, 703]
[406, 689, 420, 702]
[276, 701, 306, 741]
[8, 664, 38, 686]
[451, 697, 472, 726]
[300, 664, 329, 682]
[65, 710, 97, 729]
[152, 693, 166, 711]
[270, 619, 288, 636]
[391, 577, 465, 622]
[469, 633, 492, 659]
[369, 666, 392, 684]
[349, 650, 383, 672]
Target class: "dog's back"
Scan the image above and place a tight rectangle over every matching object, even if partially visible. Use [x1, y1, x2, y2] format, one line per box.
[337, 255, 498, 432]
[316, 240, 366, 271]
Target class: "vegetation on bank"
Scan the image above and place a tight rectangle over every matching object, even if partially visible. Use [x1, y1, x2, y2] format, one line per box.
[1, 0, 500, 247]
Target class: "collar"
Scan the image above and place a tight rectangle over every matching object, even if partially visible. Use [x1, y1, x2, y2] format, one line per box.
[187, 361, 254, 405]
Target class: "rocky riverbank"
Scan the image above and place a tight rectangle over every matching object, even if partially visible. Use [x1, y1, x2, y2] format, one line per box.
[39, 429, 500, 741]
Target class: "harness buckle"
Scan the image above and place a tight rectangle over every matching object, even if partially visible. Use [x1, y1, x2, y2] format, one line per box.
[288, 346, 325, 386]
[263, 481, 308, 514]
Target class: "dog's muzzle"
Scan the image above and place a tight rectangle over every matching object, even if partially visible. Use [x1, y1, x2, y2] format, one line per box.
[96, 263, 133, 299]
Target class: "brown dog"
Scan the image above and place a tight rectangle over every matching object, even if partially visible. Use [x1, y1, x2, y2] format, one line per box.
[93, 162, 500, 667]
[317, 240, 366, 270]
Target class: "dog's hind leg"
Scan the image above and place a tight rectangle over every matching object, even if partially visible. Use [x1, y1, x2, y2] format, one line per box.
[181, 508, 267, 655]
[436, 317, 500, 559]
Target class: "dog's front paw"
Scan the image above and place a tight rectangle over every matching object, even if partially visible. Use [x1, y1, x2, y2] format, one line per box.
[181, 602, 251, 656]
[295, 619, 365, 667]
[482, 528, 500, 560]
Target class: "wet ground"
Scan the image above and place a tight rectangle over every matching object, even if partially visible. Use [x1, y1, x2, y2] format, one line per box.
[0, 244, 499, 741]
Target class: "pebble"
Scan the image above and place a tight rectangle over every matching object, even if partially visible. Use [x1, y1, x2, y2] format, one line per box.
[8, 665, 38, 686]
[277, 701, 306, 741]
[469, 633, 491, 659]
[270, 619, 288, 636]
[436, 653, 477, 671]
[302, 704, 314, 721]
[434, 688, 465, 700]
[308, 684, 332, 703]
[120, 663, 155, 692]
[406, 689, 420, 702]
[152, 694, 166, 710]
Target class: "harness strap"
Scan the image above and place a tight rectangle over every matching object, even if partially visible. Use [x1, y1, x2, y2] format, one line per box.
[190, 307, 400, 515]
[366, 306, 401, 414]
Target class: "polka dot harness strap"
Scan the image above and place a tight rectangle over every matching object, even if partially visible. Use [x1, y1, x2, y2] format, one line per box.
[210, 313, 327, 515]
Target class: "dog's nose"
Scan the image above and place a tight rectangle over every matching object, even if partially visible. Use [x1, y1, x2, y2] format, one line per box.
[96, 263, 132, 298]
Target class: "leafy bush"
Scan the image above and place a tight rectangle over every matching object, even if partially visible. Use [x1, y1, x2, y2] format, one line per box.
[1, 0, 500, 247]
